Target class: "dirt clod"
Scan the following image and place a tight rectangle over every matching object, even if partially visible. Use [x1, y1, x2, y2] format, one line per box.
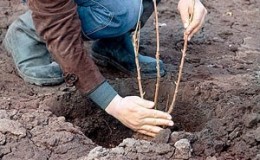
[0, 119, 26, 137]
[84, 138, 177, 159]
[170, 131, 197, 144]
[0, 133, 6, 145]
[243, 113, 260, 128]
[174, 139, 191, 159]
[153, 128, 171, 143]
[254, 127, 260, 142]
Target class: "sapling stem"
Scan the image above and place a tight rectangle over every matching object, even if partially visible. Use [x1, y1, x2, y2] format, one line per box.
[168, 0, 195, 114]
[153, 0, 161, 108]
[133, 1, 145, 99]
[168, 36, 188, 114]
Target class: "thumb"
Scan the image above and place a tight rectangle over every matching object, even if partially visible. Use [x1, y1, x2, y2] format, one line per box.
[183, 17, 190, 29]
[178, 3, 190, 28]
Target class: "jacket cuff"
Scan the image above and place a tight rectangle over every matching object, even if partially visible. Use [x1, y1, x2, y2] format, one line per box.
[87, 81, 118, 110]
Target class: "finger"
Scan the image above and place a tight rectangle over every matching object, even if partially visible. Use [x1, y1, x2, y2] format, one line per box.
[188, 11, 207, 40]
[140, 125, 163, 134]
[132, 97, 154, 109]
[178, 1, 190, 28]
[142, 118, 174, 126]
[137, 130, 157, 137]
[143, 109, 172, 120]
[185, 7, 205, 36]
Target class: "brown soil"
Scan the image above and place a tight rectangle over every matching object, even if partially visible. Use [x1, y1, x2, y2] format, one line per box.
[0, 0, 259, 159]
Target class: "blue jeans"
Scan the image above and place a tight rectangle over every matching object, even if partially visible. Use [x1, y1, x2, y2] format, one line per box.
[75, 0, 142, 40]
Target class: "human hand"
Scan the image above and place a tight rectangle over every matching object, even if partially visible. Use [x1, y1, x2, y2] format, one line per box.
[178, 0, 207, 40]
[105, 95, 174, 137]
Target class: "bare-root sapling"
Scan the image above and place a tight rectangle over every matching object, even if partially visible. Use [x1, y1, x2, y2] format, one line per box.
[132, 1, 145, 99]
[168, 0, 195, 113]
[153, 0, 161, 108]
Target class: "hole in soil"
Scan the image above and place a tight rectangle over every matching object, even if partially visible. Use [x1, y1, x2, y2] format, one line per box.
[171, 102, 208, 132]
[49, 80, 211, 147]
[140, 79, 210, 133]
[50, 91, 133, 148]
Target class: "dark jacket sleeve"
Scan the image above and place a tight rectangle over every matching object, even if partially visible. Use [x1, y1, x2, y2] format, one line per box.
[27, 0, 105, 94]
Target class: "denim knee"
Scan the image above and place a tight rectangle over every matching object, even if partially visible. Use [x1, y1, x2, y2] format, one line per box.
[110, 0, 142, 35]
[76, 0, 142, 39]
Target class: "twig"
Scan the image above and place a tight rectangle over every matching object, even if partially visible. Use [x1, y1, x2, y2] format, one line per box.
[133, 0, 145, 99]
[167, 0, 195, 114]
[168, 37, 188, 114]
[165, 94, 170, 112]
[153, 0, 161, 108]
[133, 25, 145, 99]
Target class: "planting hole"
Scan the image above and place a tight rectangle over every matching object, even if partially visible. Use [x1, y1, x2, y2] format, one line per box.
[49, 81, 211, 147]
[50, 91, 133, 148]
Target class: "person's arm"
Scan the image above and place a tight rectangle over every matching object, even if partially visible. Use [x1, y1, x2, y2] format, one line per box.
[27, 0, 174, 137]
[27, 0, 105, 94]
[27, 0, 118, 109]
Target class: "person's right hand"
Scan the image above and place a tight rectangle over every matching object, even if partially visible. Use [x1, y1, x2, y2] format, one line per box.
[105, 95, 174, 137]
[178, 0, 207, 41]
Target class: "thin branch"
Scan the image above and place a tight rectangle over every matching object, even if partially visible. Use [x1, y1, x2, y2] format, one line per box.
[153, 0, 161, 108]
[168, 36, 188, 114]
[168, 0, 195, 114]
[133, 0, 145, 99]
[133, 23, 145, 98]
[165, 94, 170, 112]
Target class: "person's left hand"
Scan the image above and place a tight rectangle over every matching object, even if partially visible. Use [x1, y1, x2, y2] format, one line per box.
[105, 95, 173, 137]
[178, 0, 207, 40]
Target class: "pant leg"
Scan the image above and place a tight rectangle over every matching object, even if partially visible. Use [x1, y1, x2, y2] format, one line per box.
[140, 0, 161, 27]
[89, 0, 166, 77]
[3, 11, 64, 86]
[75, 0, 142, 39]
